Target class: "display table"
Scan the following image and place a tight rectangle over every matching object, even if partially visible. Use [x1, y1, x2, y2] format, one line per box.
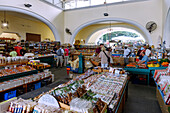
[0, 70, 38, 82]
[124, 67, 150, 85]
[34, 55, 54, 67]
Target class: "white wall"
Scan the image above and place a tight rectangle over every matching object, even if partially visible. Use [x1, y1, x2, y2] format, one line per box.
[162, 0, 170, 48]
[64, 0, 162, 47]
[0, 0, 64, 43]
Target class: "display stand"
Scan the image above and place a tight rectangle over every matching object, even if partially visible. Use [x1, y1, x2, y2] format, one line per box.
[34, 55, 54, 67]
[156, 86, 170, 113]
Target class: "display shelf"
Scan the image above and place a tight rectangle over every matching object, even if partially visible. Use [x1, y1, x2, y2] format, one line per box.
[0, 70, 38, 82]
[156, 86, 170, 113]
[0, 61, 28, 67]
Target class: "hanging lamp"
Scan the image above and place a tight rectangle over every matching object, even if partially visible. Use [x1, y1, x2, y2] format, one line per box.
[1, 11, 9, 29]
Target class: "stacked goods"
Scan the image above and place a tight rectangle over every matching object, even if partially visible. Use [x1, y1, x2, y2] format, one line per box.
[8, 98, 37, 113]
[58, 70, 94, 88]
[83, 74, 102, 89]
[138, 64, 147, 68]
[51, 81, 86, 105]
[7, 98, 64, 113]
[0, 66, 35, 77]
[161, 62, 169, 67]
[154, 67, 170, 105]
[88, 74, 127, 106]
[0, 56, 28, 65]
[0, 71, 53, 91]
[126, 63, 137, 68]
[28, 60, 40, 65]
[80, 90, 107, 113]
[148, 63, 160, 67]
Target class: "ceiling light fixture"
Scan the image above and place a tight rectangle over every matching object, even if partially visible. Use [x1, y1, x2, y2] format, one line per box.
[104, 0, 109, 16]
[1, 11, 9, 29]
[24, 4, 32, 8]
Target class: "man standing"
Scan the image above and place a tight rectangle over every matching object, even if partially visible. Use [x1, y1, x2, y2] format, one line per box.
[124, 46, 131, 66]
[14, 42, 22, 56]
[56, 46, 64, 68]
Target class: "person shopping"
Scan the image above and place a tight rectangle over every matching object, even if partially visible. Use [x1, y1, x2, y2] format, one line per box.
[9, 48, 17, 57]
[124, 46, 131, 66]
[138, 52, 149, 65]
[14, 42, 22, 56]
[64, 46, 69, 66]
[98, 47, 110, 68]
[145, 47, 153, 60]
[56, 46, 64, 68]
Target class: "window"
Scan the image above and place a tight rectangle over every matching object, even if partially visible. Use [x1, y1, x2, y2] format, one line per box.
[77, 0, 90, 8]
[65, 0, 76, 9]
[91, 0, 105, 6]
[106, 0, 123, 3]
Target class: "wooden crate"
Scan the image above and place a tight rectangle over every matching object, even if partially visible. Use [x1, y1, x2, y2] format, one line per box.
[156, 86, 170, 113]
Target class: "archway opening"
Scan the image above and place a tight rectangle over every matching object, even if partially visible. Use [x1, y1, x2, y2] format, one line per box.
[88, 27, 146, 47]
[0, 11, 55, 41]
[70, 18, 152, 45]
[0, 6, 60, 41]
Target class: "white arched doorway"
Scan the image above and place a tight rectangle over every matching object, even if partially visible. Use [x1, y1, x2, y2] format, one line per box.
[87, 27, 146, 44]
[70, 18, 152, 45]
[85, 24, 147, 44]
[0, 6, 60, 41]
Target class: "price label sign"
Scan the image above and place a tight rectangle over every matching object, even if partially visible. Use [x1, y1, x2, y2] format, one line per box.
[115, 70, 120, 76]
[38, 94, 60, 108]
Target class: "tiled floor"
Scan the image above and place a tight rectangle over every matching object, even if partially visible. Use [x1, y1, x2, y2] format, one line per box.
[20, 67, 162, 113]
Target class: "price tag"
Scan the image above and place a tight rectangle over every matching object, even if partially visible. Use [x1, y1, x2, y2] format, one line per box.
[115, 70, 120, 76]
[38, 94, 60, 108]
